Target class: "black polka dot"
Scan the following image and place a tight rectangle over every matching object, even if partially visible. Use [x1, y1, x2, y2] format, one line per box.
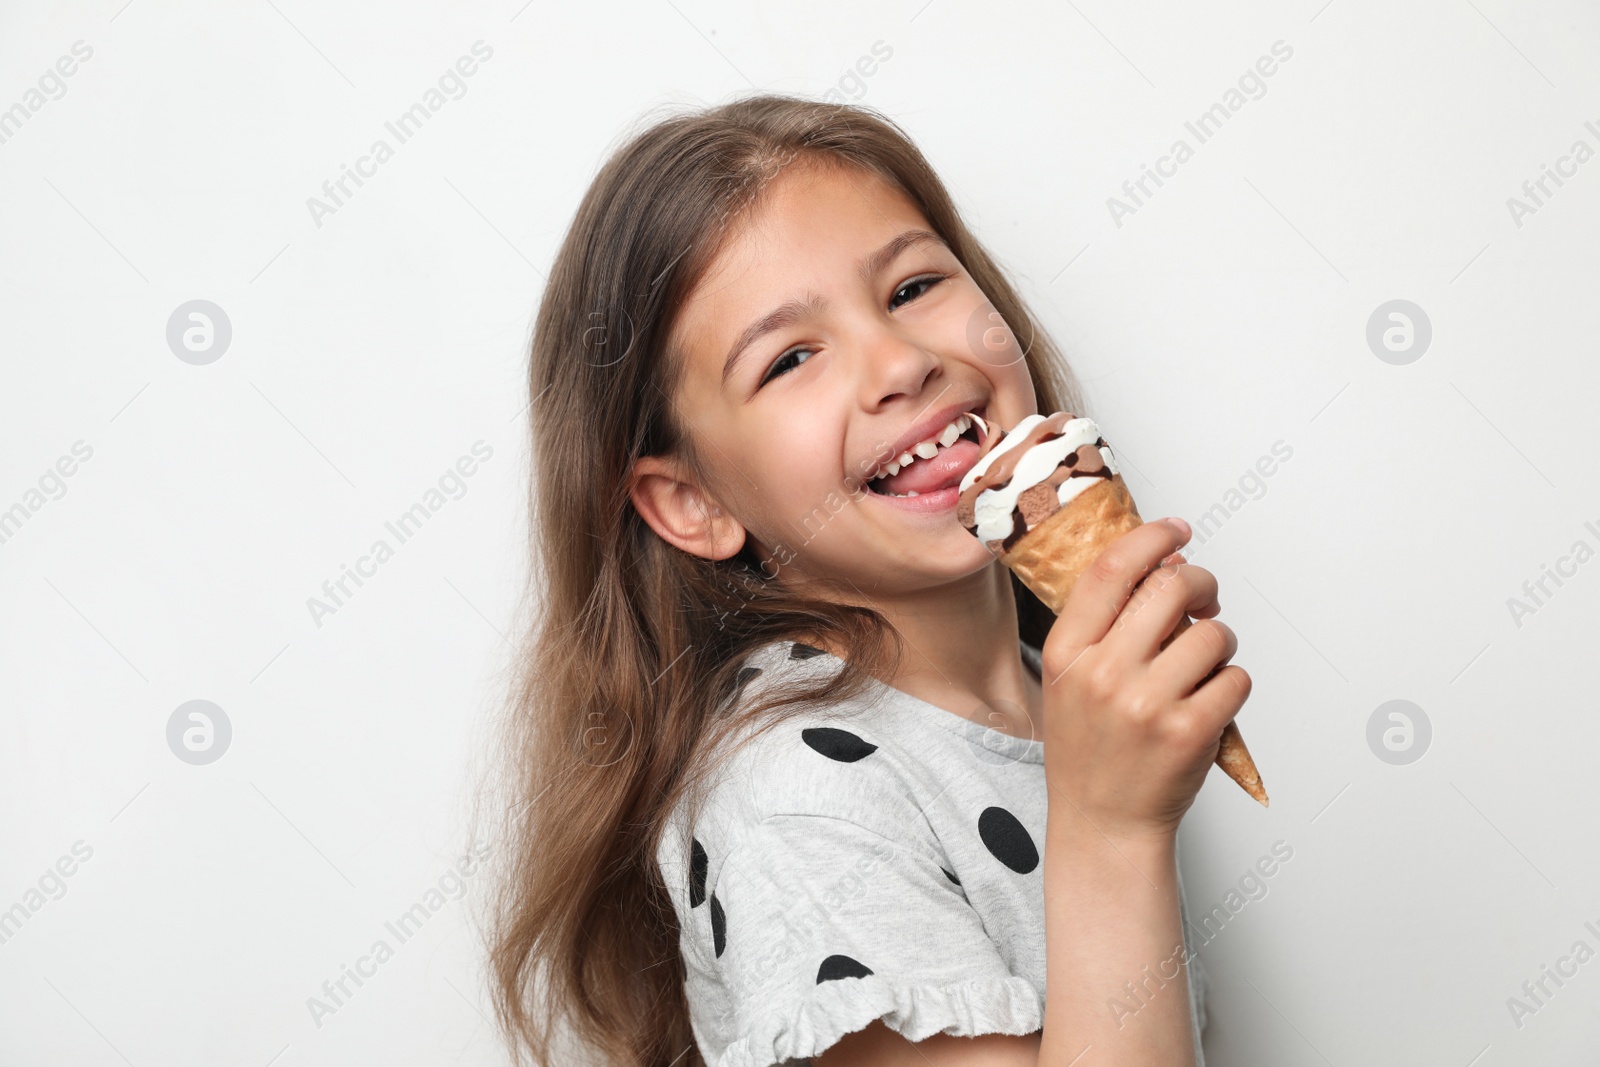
[816, 954, 873, 983]
[790, 642, 825, 659]
[710, 892, 726, 957]
[802, 727, 877, 763]
[978, 806, 1039, 874]
[941, 867, 962, 886]
[689, 838, 708, 908]
[734, 665, 762, 692]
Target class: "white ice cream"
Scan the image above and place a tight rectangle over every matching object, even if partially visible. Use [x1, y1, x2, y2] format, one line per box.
[958, 414, 1120, 545]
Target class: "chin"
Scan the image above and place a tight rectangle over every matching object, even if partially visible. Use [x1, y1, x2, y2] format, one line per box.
[925, 534, 1000, 577]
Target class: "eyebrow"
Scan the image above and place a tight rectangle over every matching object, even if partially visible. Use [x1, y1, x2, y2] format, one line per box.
[720, 228, 947, 386]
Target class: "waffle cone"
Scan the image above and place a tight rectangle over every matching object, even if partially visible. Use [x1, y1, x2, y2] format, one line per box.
[1000, 474, 1269, 807]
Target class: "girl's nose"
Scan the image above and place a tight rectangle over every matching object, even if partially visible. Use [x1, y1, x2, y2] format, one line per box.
[858, 326, 940, 410]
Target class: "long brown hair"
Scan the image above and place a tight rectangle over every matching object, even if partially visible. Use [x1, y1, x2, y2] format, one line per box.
[475, 91, 1086, 1067]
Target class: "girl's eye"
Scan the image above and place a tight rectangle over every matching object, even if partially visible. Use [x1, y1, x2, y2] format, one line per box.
[890, 272, 947, 309]
[757, 273, 949, 389]
[759, 346, 814, 386]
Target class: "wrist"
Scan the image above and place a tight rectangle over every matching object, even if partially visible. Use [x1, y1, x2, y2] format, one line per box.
[1045, 796, 1179, 866]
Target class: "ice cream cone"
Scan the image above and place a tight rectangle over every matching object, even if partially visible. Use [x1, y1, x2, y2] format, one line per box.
[958, 412, 1268, 807]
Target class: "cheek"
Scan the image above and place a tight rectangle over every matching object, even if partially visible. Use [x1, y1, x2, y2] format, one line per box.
[737, 411, 843, 511]
[1008, 356, 1038, 413]
[946, 291, 1017, 371]
[949, 292, 1036, 402]
[777, 415, 851, 499]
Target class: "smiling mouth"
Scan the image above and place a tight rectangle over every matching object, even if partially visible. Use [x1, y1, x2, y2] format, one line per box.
[864, 409, 985, 498]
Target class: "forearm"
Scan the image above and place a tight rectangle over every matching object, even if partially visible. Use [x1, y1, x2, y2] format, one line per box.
[1036, 803, 1195, 1067]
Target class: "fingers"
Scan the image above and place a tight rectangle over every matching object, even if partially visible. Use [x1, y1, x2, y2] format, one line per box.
[1106, 560, 1219, 660]
[1182, 663, 1252, 739]
[1158, 550, 1216, 627]
[1158, 556, 1216, 620]
[1041, 518, 1193, 679]
[1148, 617, 1238, 698]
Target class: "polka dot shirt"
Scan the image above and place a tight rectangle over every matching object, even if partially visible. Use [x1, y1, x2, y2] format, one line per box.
[656, 639, 1211, 1067]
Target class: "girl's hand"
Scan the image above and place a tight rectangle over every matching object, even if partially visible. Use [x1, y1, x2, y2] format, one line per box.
[1037, 517, 1251, 844]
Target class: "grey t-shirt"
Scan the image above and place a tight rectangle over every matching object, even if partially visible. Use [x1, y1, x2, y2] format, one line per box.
[656, 638, 1210, 1067]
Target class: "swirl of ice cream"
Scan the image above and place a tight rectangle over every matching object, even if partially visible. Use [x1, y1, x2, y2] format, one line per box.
[956, 411, 1120, 554]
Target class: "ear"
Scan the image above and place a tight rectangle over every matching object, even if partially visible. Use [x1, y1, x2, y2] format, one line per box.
[628, 454, 747, 561]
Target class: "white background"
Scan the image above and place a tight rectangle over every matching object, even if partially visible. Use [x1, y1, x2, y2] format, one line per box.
[2, 0, 1598, 1064]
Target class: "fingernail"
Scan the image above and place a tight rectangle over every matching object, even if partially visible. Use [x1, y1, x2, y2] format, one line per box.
[1162, 516, 1191, 538]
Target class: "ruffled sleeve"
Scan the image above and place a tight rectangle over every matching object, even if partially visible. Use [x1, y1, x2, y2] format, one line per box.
[682, 812, 1042, 1067]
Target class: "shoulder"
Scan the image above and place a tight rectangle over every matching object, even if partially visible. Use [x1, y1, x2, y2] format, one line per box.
[711, 641, 930, 825]
[660, 640, 938, 879]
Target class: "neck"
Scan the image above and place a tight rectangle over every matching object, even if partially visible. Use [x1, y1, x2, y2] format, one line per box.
[852, 561, 1041, 737]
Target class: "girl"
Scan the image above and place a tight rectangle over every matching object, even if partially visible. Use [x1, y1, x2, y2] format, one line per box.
[482, 93, 1248, 1067]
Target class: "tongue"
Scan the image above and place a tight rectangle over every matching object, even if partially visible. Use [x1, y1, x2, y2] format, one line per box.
[874, 438, 980, 495]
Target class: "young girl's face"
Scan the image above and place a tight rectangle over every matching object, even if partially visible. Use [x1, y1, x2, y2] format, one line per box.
[659, 157, 1038, 598]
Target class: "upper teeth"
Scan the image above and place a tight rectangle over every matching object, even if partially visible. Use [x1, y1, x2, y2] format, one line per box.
[869, 413, 976, 482]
